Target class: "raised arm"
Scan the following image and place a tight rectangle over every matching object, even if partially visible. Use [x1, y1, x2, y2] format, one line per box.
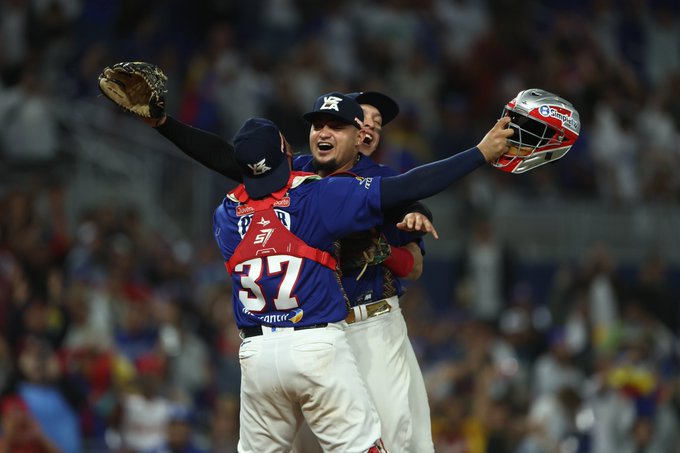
[152, 115, 243, 181]
[380, 117, 512, 209]
[98, 62, 241, 181]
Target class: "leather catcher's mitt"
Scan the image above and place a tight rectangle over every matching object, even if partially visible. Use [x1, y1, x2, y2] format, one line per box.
[98, 62, 167, 119]
[339, 229, 392, 280]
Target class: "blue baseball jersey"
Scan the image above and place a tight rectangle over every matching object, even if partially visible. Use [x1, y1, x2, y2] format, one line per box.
[213, 175, 385, 329]
[294, 154, 425, 306]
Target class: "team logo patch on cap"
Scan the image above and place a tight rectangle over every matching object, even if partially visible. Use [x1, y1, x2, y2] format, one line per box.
[248, 158, 271, 175]
[303, 92, 364, 129]
[320, 96, 342, 112]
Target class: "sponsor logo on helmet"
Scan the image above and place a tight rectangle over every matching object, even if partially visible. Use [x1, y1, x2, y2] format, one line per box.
[538, 106, 579, 131]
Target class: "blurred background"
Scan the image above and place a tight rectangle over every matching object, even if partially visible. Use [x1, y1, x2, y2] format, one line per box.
[1, 0, 680, 452]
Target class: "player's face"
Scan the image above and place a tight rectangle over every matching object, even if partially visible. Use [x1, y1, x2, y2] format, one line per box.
[359, 104, 383, 156]
[309, 114, 363, 176]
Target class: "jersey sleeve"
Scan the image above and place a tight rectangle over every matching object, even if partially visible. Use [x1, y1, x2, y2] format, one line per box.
[357, 158, 427, 252]
[212, 202, 236, 261]
[312, 176, 384, 238]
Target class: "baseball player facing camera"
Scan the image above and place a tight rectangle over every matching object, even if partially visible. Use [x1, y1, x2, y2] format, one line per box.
[293, 91, 435, 453]
[212, 93, 512, 452]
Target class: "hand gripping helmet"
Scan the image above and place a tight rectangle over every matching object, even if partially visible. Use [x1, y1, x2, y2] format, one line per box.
[493, 88, 580, 173]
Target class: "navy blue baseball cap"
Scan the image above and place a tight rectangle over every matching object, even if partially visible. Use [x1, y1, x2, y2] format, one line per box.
[233, 118, 290, 199]
[303, 92, 364, 129]
[346, 91, 399, 126]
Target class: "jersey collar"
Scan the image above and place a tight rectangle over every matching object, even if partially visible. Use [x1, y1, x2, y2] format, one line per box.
[227, 172, 321, 203]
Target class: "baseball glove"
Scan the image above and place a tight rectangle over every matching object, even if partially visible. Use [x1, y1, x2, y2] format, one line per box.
[98, 62, 167, 119]
[339, 229, 392, 280]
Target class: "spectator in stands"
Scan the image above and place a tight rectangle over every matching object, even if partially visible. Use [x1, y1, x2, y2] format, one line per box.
[11, 336, 83, 453]
[150, 405, 208, 453]
[0, 394, 60, 453]
[455, 216, 516, 321]
[110, 354, 173, 453]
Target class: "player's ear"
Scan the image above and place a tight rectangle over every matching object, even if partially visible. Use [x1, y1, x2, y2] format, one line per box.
[280, 133, 294, 157]
[356, 129, 367, 147]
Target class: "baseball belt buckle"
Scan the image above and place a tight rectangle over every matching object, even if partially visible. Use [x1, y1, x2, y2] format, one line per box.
[366, 300, 391, 318]
[345, 299, 392, 324]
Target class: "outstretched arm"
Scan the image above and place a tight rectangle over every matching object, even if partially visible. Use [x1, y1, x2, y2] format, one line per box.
[152, 115, 243, 181]
[98, 62, 240, 180]
[381, 117, 512, 209]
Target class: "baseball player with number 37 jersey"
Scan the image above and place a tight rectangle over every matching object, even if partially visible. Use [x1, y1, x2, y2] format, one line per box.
[213, 92, 513, 452]
[214, 115, 388, 453]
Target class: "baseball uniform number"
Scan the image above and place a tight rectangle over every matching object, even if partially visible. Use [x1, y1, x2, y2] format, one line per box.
[234, 255, 303, 311]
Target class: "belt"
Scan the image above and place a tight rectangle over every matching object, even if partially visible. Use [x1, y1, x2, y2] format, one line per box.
[345, 296, 398, 324]
[240, 323, 329, 339]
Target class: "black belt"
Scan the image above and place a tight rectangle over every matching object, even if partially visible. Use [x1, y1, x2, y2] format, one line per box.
[241, 323, 329, 338]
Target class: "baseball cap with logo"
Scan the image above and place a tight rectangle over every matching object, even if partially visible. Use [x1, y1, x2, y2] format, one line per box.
[233, 118, 290, 199]
[303, 92, 364, 129]
[346, 91, 399, 126]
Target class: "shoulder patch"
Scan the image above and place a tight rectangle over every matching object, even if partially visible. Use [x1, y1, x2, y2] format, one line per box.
[291, 174, 321, 188]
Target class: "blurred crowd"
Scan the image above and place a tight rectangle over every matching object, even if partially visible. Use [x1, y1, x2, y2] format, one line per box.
[1, 0, 680, 452]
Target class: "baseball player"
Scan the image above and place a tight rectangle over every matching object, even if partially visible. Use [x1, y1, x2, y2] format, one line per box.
[216, 95, 511, 452]
[147, 92, 438, 452]
[219, 114, 386, 453]
[292, 91, 435, 453]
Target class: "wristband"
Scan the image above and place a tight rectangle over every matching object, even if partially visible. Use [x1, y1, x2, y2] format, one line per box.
[383, 245, 415, 278]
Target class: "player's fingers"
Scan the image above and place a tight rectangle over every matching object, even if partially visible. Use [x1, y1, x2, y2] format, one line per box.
[497, 116, 511, 129]
[499, 117, 514, 139]
[419, 221, 439, 239]
[397, 221, 416, 233]
[415, 216, 423, 231]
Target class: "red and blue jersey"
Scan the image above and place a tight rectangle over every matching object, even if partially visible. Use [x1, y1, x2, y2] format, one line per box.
[294, 154, 425, 306]
[213, 173, 385, 329]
